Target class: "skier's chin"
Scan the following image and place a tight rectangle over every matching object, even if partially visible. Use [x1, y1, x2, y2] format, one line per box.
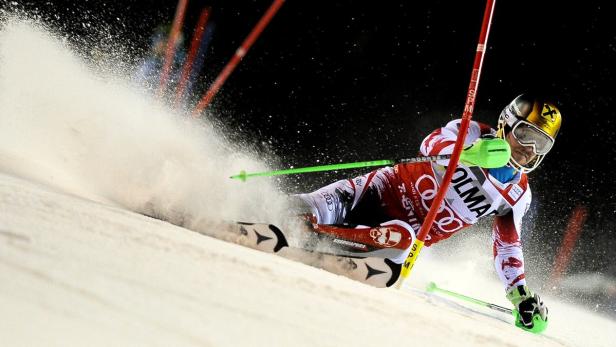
[512, 152, 534, 166]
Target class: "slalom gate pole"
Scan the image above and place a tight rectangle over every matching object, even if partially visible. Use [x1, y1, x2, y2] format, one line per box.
[395, 0, 496, 289]
[174, 6, 211, 105]
[426, 282, 512, 315]
[192, 0, 286, 117]
[547, 205, 588, 289]
[157, 0, 190, 97]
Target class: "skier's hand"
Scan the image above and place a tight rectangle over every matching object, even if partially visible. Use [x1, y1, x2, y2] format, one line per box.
[506, 285, 549, 330]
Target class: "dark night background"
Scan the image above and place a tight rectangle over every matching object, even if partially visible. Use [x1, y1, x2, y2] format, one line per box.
[3, 0, 615, 307]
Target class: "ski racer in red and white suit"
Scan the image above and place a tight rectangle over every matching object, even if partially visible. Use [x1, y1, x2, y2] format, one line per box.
[299, 119, 529, 290]
[298, 94, 562, 330]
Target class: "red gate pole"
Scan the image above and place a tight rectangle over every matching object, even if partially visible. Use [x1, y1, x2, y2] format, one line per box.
[174, 7, 211, 105]
[547, 205, 588, 289]
[192, 0, 286, 117]
[396, 0, 497, 288]
[157, 0, 190, 97]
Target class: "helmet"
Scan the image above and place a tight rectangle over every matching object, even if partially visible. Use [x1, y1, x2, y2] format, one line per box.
[497, 94, 562, 173]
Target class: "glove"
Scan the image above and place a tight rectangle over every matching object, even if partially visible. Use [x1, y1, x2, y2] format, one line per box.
[506, 285, 549, 332]
[460, 137, 511, 168]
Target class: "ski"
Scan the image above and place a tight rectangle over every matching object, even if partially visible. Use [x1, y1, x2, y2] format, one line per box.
[195, 221, 404, 288]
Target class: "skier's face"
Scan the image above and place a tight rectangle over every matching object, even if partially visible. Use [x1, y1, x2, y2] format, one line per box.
[506, 131, 536, 165]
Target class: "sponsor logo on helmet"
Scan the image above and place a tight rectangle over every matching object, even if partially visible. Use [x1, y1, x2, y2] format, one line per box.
[541, 104, 558, 121]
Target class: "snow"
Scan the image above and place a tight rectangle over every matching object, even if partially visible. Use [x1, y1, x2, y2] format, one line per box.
[1, 18, 615, 347]
[0, 172, 576, 347]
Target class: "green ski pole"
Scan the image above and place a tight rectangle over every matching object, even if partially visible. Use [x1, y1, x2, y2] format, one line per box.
[426, 282, 548, 334]
[230, 138, 510, 181]
[230, 157, 441, 182]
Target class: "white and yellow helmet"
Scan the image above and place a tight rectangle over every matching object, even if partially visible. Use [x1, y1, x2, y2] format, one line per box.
[497, 94, 562, 173]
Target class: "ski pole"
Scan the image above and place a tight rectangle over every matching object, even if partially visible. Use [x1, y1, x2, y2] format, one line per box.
[231, 157, 438, 182]
[426, 282, 548, 334]
[230, 138, 510, 181]
[426, 282, 512, 314]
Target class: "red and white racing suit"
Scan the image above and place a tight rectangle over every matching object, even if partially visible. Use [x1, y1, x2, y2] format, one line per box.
[298, 119, 530, 290]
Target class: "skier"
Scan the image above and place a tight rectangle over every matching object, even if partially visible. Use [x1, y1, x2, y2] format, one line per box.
[296, 94, 561, 329]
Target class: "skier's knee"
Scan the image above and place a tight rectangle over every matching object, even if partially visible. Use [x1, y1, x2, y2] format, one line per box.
[378, 220, 417, 264]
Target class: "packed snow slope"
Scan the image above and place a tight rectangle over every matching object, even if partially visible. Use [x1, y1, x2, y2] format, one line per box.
[1, 18, 615, 347]
[0, 172, 578, 347]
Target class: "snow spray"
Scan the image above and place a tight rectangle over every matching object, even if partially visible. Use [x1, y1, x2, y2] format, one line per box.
[0, 18, 289, 228]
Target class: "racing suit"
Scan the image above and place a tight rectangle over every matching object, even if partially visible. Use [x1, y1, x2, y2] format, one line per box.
[298, 119, 530, 290]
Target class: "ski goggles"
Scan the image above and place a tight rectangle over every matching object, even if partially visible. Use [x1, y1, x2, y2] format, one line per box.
[511, 121, 554, 155]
